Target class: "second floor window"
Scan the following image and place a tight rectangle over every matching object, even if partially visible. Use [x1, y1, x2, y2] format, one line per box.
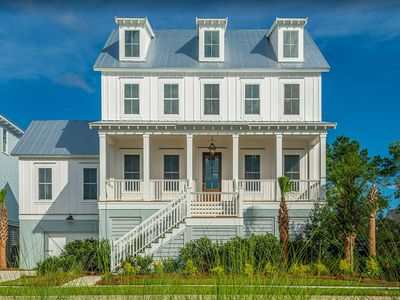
[204, 84, 220, 115]
[38, 168, 52, 200]
[204, 31, 219, 58]
[245, 84, 260, 115]
[83, 168, 97, 200]
[283, 31, 299, 58]
[284, 84, 300, 115]
[125, 30, 140, 57]
[164, 84, 179, 115]
[124, 84, 139, 115]
[2, 128, 7, 154]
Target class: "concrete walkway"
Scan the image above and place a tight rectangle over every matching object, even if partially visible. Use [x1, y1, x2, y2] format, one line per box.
[0, 270, 35, 283]
[62, 275, 102, 287]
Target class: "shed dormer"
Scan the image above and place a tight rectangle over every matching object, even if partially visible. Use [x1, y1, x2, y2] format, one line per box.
[267, 18, 307, 63]
[116, 17, 154, 62]
[196, 18, 227, 62]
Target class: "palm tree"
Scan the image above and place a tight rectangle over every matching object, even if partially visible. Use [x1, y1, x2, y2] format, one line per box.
[0, 189, 7, 269]
[367, 185, 379, 257]
[278, 176, 291, 264]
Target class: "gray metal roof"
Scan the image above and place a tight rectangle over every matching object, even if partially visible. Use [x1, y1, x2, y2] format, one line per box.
[12, 120, 99, 156]
[94, 29, 329, 71]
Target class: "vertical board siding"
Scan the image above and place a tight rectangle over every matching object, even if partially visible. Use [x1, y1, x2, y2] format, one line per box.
[0, 126, 20, 226]
[244, 217, 274, 237]
[153, 232, 184, 259]
[110, 217, 141, 239]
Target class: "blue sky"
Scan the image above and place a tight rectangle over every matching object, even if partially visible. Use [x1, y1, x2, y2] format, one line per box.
[1, 0, 400, 205]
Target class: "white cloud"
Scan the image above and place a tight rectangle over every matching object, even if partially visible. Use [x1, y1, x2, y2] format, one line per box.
[53, 73, 94, 93]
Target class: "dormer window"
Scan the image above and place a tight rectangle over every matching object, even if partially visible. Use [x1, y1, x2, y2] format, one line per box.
[125, 30, 140, 57]
[196, 18, 227, 62]
[283, 31, 299, 58]
[204, 31, 220, 58]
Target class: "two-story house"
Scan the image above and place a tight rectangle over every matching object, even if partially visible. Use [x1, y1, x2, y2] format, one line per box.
[13, 17, 335, 269]
[0, 115, 23, 266]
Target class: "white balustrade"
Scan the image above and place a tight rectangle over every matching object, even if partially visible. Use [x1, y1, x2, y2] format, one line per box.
[105, 179, 143, 201]
[286, 180, 320, 201]
[150, 179, 187, 201]
[190, 192, 240, 217]
[237, 180, 276, 201]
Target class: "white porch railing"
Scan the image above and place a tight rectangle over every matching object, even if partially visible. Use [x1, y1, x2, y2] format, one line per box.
[237, 180, 276, 201]
[105, 179, 143, 201]
[150, 179, 187, 201]
[286, 180, 320, 201]
[190, 192, 241, 217]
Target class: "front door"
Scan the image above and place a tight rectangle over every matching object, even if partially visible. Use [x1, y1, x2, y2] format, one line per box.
[202, 152, 222, 192]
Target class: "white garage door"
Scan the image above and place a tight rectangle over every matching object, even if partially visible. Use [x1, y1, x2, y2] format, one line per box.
[44, 232, 98, 258]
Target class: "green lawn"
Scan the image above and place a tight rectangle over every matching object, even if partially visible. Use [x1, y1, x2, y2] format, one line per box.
[0, 271, 81, 287]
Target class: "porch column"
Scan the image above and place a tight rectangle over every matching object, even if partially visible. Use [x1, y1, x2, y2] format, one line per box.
[275, 134, 283, 201]
[232, 134, 239, 186]
[143, 134, 150, 200]
[320, 133, 327, 199]
[99, 133, 107, 201]
[186, 134, 193, 187]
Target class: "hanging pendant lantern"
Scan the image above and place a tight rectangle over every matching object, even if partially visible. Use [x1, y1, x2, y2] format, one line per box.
[208, 138, 217, 159]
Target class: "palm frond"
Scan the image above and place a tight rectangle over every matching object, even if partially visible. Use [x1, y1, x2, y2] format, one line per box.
[278, 176, 291, 196]
[0, 190, 6, 206]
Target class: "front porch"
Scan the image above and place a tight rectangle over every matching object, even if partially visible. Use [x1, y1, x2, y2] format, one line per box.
[99, 133, 326, 203]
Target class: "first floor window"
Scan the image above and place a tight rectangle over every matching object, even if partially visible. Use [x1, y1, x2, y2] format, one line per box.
[244, 155, 261, 191]
[2, 128, 7, 153]
[204, 84, 220, 115]
[125, 30, 140, 57]
[284, 84, 300, 115]
[164, 155, 179, 191]
[204, 30, 220, 58]
[83, 168, 97, 200]
[38, 168, 52, 200]
[244, 84, 260, 114]
[283, 30, 299, 58]
[124, 84, 139, 115]
[164, 84, 179, 114]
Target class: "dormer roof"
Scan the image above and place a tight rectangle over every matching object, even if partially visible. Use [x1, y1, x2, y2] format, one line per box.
[196, 18, 228, 32]
[115, 17, 155, 37]
[266, 18, 308, 37]
[0, 114, 24, 137]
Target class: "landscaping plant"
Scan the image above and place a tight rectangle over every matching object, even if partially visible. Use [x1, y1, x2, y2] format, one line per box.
[0, 189, 8, 270]
[277, 176, 291, 264]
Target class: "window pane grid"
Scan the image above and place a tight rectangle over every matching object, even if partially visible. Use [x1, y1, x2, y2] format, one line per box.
[284, 155, 300, 180]
[284, 84, 300, 115]
[124, 155, 140, 180]
[204, 31, 220, 58]
[204, 84, 220, 115]
[164, 155, 179, 180]
[83, 168, 97, 200]
[164, 84, 179, 114]
[125, 30, 140, 57]
[39, 168, 52, 200]
[244, 85, 260, 114]
[124, 84, 139, 114]
[283, 31, 299, 58]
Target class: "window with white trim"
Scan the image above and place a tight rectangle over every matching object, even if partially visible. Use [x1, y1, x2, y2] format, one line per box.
[204, 84, 220, 115]
[244, 155, 261, 192]
[2, 128, 7, 154]
[244, 84, 260, 115]
[284, 84, 300, 115]
[125, 30, 140, 57]
[83, 168, 97, 200]
[164, 155, 180, 191]
[124, 84, 139, 115]
[164, 84, 179, 115]
[38, 168, 52, 200]
[284, 155, 300, 180]
[283, 31, 299, 58]
[124, 155, 140, 179]
[204, 30, 219, 58]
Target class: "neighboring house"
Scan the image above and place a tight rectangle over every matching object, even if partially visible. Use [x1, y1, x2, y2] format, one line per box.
[13, 17, 336, 269]
[0, 115, 24, 266]
[387, 209, 400, 222]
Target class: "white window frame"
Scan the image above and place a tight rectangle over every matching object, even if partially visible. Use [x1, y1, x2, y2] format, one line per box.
[279, 78, 304, 120]
[239, 149, 265, 180]
[282, 149, 307, 181]
[158, 78, 184, 120]
[124, 30, 140, 58]
[240, 79, 264, 120]
[204, 30, 220, 58]
[118, 150, 143, 180]
[282, 30, 299, 59]
[78, 163, 99, 203]
[119, 78, 143, 120]
[278, 27, 304, 62]
[119, 27, 146, 62]
[34, 163, 55, 203]
[200, 78, 224, 119]
[159, 149, 185, 180]
[2, 128, 8, 154]
[198, 27, 225, 62]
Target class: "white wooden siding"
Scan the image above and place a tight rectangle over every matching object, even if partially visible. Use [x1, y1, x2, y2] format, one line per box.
[110, 217, 141, 239]
[244, 217, 274, 237]
[152, 232, 184, 259]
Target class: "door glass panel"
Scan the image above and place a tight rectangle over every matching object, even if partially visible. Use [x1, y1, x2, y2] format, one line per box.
[204, 154, 220, 191]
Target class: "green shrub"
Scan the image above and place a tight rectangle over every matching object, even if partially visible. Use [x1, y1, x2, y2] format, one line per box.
[182, 259, 198, 275]
[124, 255, 154, 275]
[244, 263, 254, 277]
[338, 259, 352, 275]
[288, 263, 311, 276]
[152, 260, 164, 275]
[377, 255, 400, 281]
[263, 262, 278, 276]
[162, 258, 180, 274]
[123, 262, 141, 275]
[365, 257, 380, 278]
[36, 256, 83, 275]
[312, 262, 329, 275]
[210, 265, 224, 277]
[179, 237, 218, 273]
